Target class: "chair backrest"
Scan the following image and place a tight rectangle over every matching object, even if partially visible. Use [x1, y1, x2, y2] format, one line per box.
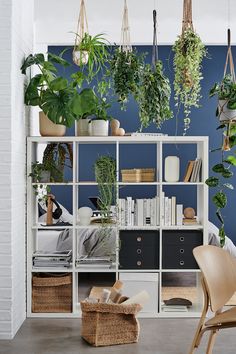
[193, 245, 236, 312]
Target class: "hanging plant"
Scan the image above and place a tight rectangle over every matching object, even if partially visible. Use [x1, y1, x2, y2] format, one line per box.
[137, 10, 172, 130]
[108, 0, 144, 109]
[173, 0, 207, 134]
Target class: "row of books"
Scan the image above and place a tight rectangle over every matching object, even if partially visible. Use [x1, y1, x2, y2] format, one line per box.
[76, 256, 114, 269]
[32, 250, 72, 268]
[183, 158, 202, 182]
[118, 196, 160, 226]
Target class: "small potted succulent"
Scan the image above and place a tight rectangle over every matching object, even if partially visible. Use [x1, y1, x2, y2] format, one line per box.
[209, 74, 236, 122]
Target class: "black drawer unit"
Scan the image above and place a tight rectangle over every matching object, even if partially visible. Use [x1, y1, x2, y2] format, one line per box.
[119, 230, 159, 269]
[162, 230, 203, 269]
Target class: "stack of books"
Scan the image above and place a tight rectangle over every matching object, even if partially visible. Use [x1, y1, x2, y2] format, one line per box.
[32, 250, 72, 268]
[183, 158, 202, 182]
[118, 196, 160, 227]
[183, 217, 198, 225]
[161, 304, 188, 312]
[76, 256, 113, 269]
[161, 192, 184, 226]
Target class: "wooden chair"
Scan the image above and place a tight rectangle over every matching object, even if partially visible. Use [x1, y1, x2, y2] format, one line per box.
[189, 245, 236, 354]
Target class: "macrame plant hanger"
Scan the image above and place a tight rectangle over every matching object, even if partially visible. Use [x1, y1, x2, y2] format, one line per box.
[182, 0, 193, 34]
[152, 10, 158, 69]
[120, 0, 132, 53]
[73, 0, 89, 66]
[222, 29, 236, 151]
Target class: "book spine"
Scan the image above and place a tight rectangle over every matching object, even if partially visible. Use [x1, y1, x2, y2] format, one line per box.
[127, 197, 132, 226]
[146, 199, 151, 225]
[143, 199, 147, 226]
[168, 198, 172, 226]
[171, 196, 176, 226]
[161, 192, 165, 226]
[176, 204, 183, 226]
[156, 196, 160, 226]
[165, 197, 169, 226]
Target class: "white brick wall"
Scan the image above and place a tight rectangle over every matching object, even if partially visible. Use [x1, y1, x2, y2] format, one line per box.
[0, 0, 34, 339]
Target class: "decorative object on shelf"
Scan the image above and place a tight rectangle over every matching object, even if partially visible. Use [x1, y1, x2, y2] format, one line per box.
[45, 194, 63, 226]
[137, 10, 172, 130]
[72, 0, 109, 80]
[94, 155, 116, 219]
[173, 0, 207, 134]
[39, 112, 66, 137]
[42, 143, 73, 182]
[87, 89, 111, 136]
[110, 119, 125, 136]
[21, 53, 77, 134]
[108, 0, 145, 109]
[46, 195, 53, 226]
[121, 168, 155, 183]
[183, 207, 195, 219]
[164, 156, 180, 182]
[89, 119, 109, 136]
[78, 206, 93, 226]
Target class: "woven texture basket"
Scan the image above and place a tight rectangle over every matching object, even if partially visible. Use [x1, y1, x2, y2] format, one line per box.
[32, 273, 72, 313]
[81, 301, 141, 346]
[121, 168, 155, 183]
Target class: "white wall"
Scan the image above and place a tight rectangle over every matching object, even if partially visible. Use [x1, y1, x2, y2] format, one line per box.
[34, 0, 236, 45]
[0, 0, 34, 339]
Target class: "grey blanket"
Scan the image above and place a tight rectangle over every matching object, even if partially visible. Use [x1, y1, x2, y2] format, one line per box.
[56, 227, 116, 258]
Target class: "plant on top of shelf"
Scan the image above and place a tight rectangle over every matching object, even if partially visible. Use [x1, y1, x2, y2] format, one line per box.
[108, 0, 145, 110]
[137, 10, 173, 130]
[173, 0, 207, 135]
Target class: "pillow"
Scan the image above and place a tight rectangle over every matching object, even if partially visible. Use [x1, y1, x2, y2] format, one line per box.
[208, 221, 236, 258]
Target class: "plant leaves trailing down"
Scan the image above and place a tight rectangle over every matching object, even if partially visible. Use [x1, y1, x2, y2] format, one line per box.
[109, 48, 145, 110]
[137, 60, 173, 130]
[206, 123, 236, 246]
[173, 28, 207, 134]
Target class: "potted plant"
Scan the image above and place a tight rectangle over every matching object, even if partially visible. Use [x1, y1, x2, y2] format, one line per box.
[137, 61, 173, 130]
[109, 48, 145, 110]
[29, 161, 51, 183]
[173, 27, 207, 134]
[73, 33, 109, 82]
[209, 74, 236, 122]
[88, 97, 111, 136]
[21, 53, 78, 136]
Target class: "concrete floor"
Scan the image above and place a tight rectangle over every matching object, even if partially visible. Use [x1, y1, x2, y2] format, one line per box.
[1, 318, 236, 354]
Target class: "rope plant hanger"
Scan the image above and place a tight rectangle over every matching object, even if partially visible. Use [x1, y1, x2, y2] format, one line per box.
[73, 0, 89, 66]
[120, 0, 132, 53]
[173, 0, 206, 135]
[138, 9, 172, 130]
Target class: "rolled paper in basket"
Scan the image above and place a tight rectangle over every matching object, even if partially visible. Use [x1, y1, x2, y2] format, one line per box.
[121, 290, 150, 308]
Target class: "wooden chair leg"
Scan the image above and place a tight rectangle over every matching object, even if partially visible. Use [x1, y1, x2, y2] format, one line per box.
[206, 330, 218, 354]
[188, 320, 204, 354]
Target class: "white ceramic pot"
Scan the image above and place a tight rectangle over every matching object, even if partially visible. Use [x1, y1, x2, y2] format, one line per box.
[218, 99, 236, 122]
[73, 50, 89, 65]
[76, 118, 90, 136]
[89, 120, 109, 136]
[39, 111, 66, 137]
[164, 156, 180, 182]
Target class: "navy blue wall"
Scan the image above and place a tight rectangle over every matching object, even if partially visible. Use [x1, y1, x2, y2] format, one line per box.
[49, 45, 236, 242]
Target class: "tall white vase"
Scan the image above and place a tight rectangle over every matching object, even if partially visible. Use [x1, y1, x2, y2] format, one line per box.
[164, 156, 180, 182]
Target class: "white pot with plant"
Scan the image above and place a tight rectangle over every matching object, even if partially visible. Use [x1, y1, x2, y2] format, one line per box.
[89, 119, 109, 136]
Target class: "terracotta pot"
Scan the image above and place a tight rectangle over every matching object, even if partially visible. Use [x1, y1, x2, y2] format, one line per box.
[76, 118, 90, 136]
[218, 99, 236, 122]
[39, 112, 66, 137]
[89, 120, 109, 136]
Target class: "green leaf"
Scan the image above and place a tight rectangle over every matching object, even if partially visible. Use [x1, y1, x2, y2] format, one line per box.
[229, 136, 236, 148]
[223, 183, 234, 190]
[48, 53, 71, 67]
[216, 124, 226, 130]
[24, 74, 42, 106]
[216, 210, 224, 224]
[70, 88, 98, 117]
[219, 227, 226, 247]
[224, 155, 236, 166]
[21, 53, 45, 74]
[43, 61, 57, 72]
[222, 170, 233, 178]
[50, 77, 68, 91]
[212, 192, 227, 208]
[205, 177, 219, 187]
[212, 164, 225, 173]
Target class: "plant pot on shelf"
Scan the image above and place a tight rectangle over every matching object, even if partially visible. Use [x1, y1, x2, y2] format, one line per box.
[39, 111, 66, 137]
[72, 50, 89, 66]
[89, 120, 109, 136]
[76, 118, 90, 136]
[218, 99, 236, 122]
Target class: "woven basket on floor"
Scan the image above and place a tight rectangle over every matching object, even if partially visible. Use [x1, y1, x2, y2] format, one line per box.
[32, 273, 72, 313]
[81, 301, 141, 346]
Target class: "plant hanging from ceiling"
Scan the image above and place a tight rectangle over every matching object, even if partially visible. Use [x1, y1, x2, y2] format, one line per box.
[206, 29, 236, 247]
[137, 10, 172, 130]
[109, 0, 145, 109]
[173, 0, 207, 134]
[72, 0, 109, 82]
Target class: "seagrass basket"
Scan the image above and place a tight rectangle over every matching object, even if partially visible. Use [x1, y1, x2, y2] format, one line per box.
[81, 301, 141, 346]
[121, 168, 155, 183]
[32, 273, 72, 313]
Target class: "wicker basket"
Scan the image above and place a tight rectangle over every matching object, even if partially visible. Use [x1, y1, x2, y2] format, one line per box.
[32, 273, 72, 313]
[81, 301, 141, 346]
[121, 168, 155, 183]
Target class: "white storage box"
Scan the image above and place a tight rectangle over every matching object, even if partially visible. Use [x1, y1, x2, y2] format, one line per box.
[119, 273, 159, 315]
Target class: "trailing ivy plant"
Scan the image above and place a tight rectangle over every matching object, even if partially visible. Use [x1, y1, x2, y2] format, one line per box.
[173, 28, 207, 134]
[206, 124, 236, 246]
[109, 48, 145, 109]
[137, 60, 173, 130]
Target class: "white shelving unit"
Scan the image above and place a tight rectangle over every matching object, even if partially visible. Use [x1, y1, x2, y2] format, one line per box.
[27, 136, 208, 318]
